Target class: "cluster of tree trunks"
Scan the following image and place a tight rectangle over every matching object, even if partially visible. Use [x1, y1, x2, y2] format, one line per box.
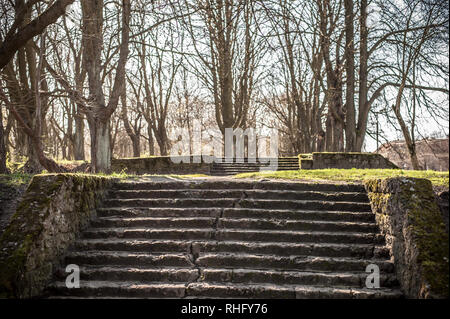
[0, 0, 448, 173]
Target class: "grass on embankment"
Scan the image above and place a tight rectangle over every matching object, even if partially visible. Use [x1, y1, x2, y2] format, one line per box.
[0, 173, 33, 188]
[234, 169, 449, 187]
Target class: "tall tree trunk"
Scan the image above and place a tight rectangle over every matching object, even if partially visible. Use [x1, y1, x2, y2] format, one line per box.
[88, 116, 111, 172]
[22, 135, 44, 173]
[155, 130, 168, 156]
[147, 125, 155, 156]
[344, 0, 356, 151]
[325, 112, 333, 151]
[73, 112, 85, 160]
[355, 0, 369, 152]
[0, 104, 8, 173]
[81, 0, 130, 172]
[121, 89, 140, 157]
[132, 139, 140, 158]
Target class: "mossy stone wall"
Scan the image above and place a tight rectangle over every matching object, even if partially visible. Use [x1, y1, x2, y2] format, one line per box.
[0, 174, 112, 298]
[311, 152, 397, 169]
[365, 177, 449, 298]
[111, 156, 213, 175]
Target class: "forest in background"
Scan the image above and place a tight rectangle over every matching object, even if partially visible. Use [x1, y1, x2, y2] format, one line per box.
[0, 0, 448, 173]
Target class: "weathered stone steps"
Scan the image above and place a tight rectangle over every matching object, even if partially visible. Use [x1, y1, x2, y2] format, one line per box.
[111, 181, 365, 193]
[52, 266, 397, 288]
[186, 282, 403, 299]
[64, 251, 394, 273]
[47, 281, 403, 299]
[73, 239, 390, 259]
[81, 228, 385, 244]
[97, 207, 376, 222]
[211, 168, 299, 172]
[210, 157, 299, 176]
[211, 163, 299, 167]
[108, 189, 369, 202]
[198, 268, 398, 288]
[194, 253, 395, 272]
[212, 168, 299, 171]
[90, 217, 378, 233]
[48, 281, 187, 298]
[46, 179, 401, 299]
[102, 198, 372, 212]
[65, 251, 194, 267]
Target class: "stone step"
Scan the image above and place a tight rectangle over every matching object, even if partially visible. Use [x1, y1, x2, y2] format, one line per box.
[65, 251, 194, 267]
[73, 239, 390, 258]
[213, 158, 298, 163]
[46, 281, 187, 298]
[91, 217, 216, 229]
[185, 282, 403, 299]
[63, 251, 393, 273]
[212, 163, 299, 166]
[209, 167, 299, 171]
[194, 253, 395, 273]
[211, 169, 298, 172]
[48, 280, 403, 299]
[97, 207, 375, 222]
[213, 164, 299, 167]
[222, 208, 375, 222]
[74, 239, 191, 253]
[81, 228, 384, 244]
[46, 280, 402, 299]
[111, 181, 366, 193]
[210, 171, 293, 176]
[102, 198, 372, 212]
[211, 162, 299, 166]
[52, 266, 397, 288]
[211, 166, 298, 172]
[211, 165, 298, 168]
[199, 268, 398, 288]
[107, 189, 369, 202]
[91, 217, 378, 233]
[218, 219, 377, 232]
[55, 266, 199, 283]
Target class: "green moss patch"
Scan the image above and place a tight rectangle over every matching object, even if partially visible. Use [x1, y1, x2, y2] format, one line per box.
[365, 177, 449, 298]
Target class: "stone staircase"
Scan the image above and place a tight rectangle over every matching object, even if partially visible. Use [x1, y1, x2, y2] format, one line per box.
[210, 157, 299, 176]
[46, 179, 403, 298]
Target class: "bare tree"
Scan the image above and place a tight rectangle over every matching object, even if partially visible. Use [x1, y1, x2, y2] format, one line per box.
[180, 0, 262, 137]
[0, 0, 75, 70]
[121, 82, 142, 158]
[80, 0, 131, 172]
[385, 0, 448, 169]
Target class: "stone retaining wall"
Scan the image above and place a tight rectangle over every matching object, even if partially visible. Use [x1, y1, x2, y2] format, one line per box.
[364, 177, 449, 298]
[311, 152, 398, 169]
[111, 156, 213, 175]
[299, 152, 397, 170]
[0, 174, 112, 298]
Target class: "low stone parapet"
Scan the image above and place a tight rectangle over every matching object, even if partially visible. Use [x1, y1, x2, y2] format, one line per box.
[298, 152, 397, 170]
[111, 156, 212, 175]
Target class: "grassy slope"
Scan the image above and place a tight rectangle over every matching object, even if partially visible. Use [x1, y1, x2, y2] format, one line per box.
[234, 169, 449, 187]
[0, 173, 33, 188]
